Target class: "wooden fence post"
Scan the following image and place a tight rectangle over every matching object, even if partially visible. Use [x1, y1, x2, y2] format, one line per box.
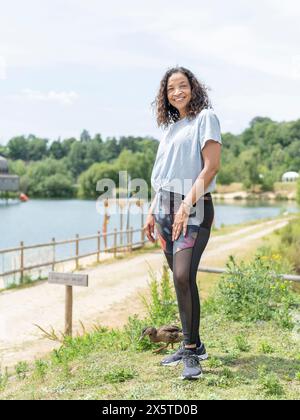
[120, 211, 123, 245]
[52, 237, 56, 271]
[130, 227, 133, 252]
[113, 228, 117, 258]
[75, 234, 79, 270]
[97, 230, 101, 263]
[65, 285, 73, 337]
[20, 241, 24, 284]
[141, 210, 145, 246]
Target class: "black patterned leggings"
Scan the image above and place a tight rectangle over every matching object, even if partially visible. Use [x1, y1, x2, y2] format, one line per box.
[152, 189, 214, 346]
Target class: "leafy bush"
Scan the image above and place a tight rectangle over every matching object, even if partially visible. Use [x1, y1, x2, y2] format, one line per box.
[140, 263, 179, 326]
[123, 315, 155, 351]
[211, 255, 295, 329]
[33, 360, 49, 380]
[15, 361, 29, 380]
[278, 217, 300, 274]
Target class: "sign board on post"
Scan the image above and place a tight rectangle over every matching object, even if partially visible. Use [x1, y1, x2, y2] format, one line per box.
[48, 271, 89, 337]
[48, 272, 88, 287]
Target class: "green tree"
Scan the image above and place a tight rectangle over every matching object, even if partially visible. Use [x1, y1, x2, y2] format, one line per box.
[93, 133, 103, 144]
[7, 159, 27, 176]
[0, 144, 8, 157]
[61, 137, 77, 156]
[85, 140, 104, 166]
[78, 161, 119, 199]
[27, 135, 48, 161]
[80, 129, 91, 143]
[24, 158, 75, 198]
[7, 136, 29, 160]
[42, 174, 75, 198]
[49, 139, 65, 159]
[67, 141, 88, 177]
[101, 137, 120, 161]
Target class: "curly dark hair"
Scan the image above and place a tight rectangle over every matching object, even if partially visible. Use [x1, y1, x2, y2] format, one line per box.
[151, 66, 213, 129]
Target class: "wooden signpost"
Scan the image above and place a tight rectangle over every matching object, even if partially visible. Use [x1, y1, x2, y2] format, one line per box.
[48, 271, 89, 337]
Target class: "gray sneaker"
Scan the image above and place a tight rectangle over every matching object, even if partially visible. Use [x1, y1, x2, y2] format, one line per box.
[181, 349, 203, 380]
[160, 342, 208, 366]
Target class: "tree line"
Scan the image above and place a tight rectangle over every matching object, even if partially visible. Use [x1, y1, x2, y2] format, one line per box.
[0, 116, 299, 201]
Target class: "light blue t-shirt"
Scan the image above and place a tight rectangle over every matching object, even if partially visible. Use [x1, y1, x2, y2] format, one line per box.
[151, 108, 222, 197]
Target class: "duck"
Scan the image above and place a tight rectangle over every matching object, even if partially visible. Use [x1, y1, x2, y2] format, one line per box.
[139, 325, 183, 353]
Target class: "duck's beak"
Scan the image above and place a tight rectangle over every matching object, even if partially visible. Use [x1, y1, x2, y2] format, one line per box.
[139, 333, 145, 341]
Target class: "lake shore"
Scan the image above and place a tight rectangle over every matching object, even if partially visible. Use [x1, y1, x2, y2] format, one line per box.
[212, 191, 297, 202]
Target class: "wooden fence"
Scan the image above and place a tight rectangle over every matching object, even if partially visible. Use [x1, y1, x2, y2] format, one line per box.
[0, 226, 152, 284]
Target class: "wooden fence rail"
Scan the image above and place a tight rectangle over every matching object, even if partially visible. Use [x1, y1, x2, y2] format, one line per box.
[197, 266, 300, 283]
[0, 226, 151, 283]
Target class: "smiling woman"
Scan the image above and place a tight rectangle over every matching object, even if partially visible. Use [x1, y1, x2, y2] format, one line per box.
[145, 65, 222, 380]
[167, 73, 192, 116]
[151, 66, 212, 128]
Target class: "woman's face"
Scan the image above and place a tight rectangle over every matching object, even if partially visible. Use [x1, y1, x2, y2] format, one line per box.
[167, 72, 192, 116]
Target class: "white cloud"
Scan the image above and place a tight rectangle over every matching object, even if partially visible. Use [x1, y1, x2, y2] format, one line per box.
[0, 56, 7, 80]
[291, 55, 300, 80]
[13, 89, 79, 105]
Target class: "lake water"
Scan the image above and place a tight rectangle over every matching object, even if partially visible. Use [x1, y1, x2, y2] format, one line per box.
[0, 198, 299, 283]
[0, 198, 299, 249]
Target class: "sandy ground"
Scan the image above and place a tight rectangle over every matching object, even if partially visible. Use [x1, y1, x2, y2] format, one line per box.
[0, 217, 291, 368]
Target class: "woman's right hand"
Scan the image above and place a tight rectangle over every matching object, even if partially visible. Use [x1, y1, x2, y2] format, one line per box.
[143, 213, 156, 243]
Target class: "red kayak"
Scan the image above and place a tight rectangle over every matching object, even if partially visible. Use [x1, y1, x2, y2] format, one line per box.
[19, 193, 29, 202]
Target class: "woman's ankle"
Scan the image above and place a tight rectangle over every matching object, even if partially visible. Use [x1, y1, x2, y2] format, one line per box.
[184, 344, 197, 350]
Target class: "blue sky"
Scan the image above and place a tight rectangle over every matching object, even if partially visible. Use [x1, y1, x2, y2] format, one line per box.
[0, 0, 299, 145]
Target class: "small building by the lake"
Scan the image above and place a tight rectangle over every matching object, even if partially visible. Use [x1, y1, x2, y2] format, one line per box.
[281, 171, 299, 183]
[0, 155, 20, 192]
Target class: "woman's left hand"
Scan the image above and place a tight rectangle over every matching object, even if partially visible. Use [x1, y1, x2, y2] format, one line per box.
[172, 203, 190, 241]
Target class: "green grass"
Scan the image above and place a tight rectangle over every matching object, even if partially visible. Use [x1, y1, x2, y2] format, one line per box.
[1, 315, 299, 400]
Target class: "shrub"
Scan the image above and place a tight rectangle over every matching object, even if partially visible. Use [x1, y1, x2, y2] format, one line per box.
[123, 315, 155, 351]
[140, 263, 179, 326]
[278, 217, 300, 274]
[33, 360, 49, 380]
[212, 255, 295, 328]
[15, 361, 29, 380]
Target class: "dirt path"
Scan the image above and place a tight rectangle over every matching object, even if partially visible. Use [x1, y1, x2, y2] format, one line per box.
[0, 218, 291, 368]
